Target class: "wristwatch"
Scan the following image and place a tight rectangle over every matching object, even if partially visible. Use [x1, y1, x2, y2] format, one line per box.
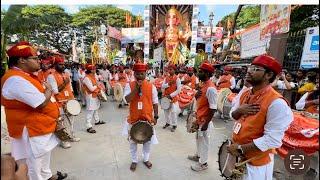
[237, 144, 244, 155]
[154, 115, 159, 119]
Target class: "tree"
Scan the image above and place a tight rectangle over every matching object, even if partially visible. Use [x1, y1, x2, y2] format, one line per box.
[220, 5, 244, 62]
[21, 5, 73, 54]
[217, 5, 260, 30]
[72, 5, 139, 55]
[290, 5, 319, 32]
[1, 5, 26, 74]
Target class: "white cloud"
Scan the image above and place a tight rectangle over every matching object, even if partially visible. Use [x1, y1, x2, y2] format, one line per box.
[63, 5, 80, 14]
[116, 5, 133, 12]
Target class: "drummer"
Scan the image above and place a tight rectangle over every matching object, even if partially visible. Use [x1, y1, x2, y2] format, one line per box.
[188, 61, 217, 172]
[37, 56, 54, 83]
[178, 67, 199, 117]
[216, 66, 236, 90]
[227, 55, 293, 180]
[47, 55, 80, 149]
[122, 61, 159, 171]
[82, 63, 106, 134]
[161, 63, 182, 132]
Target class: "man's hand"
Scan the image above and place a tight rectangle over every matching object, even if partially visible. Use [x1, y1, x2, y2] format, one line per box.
[152, 115, 159, 125]
[190, 121, 199, 133]
[227, 143, 242, 157]
[195, 90, 202, 99]
[43, 82, 52, 92]
[166, 95, 172, 100]
[63, 77, 70, 85]
[1, 155, 28, 180]
[237, 103, 260, 116]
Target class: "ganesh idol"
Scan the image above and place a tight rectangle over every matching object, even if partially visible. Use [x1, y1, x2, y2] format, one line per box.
[155, 7, 192, 62]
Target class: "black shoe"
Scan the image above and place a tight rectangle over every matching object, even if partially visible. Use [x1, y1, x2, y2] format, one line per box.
[162, 123, 170, 129]
[95, 121, 106, 125]
[178, 112, 183, 117]
[118, 104, 123, 108]
[171, 126, 177, 132]
[124, 103, 129, 106]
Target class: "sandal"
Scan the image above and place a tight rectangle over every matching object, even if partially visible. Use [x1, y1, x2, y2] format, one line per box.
[143, 161, 152, 169]
[130, 162, 137, 171]
[48, 171, 68, 180]
[86, 127, 96, 133]
[95, 121, 106, 125]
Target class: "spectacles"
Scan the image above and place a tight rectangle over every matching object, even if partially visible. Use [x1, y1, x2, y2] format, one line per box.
[27, 57, 39, 61]
[247, 66, 265, 72]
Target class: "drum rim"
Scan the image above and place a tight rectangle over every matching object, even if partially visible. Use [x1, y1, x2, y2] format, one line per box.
[129, 121, 153, 144]
[66, 99, 81, 115]
[114, 83, 124, 101]
[218, 139, 238, 179]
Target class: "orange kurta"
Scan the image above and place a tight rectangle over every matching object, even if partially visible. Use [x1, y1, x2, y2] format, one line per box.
[232, 86, 285, 166]
[127, 80, 154, 124]
[163, 75, 178, 102]
[83, 74, 100, 98]
[1, 69, 59, 138]
[196, 80, 216, 125]
[52, 71, 74, 106]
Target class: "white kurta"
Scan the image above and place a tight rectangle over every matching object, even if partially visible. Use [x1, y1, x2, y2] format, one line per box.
[82, 76, 100, 111]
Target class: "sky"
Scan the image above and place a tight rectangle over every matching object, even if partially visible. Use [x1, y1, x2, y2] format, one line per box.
[1, 4, 238, 26]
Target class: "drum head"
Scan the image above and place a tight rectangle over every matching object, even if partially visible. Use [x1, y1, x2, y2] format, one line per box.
[222, 99, 232, 118]
[130, 121, 153, 144]
[161, 97, 171, 110]
[217, 88, 232, 113]
[66, 100, 81, 115]
[114, 83, 124, 102]
[218, 139, 238, 179]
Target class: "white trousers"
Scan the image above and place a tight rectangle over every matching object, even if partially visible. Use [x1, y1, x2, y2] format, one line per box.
[164, 109, 178, 126]
[26, 150, 53, 180]
[243, 154, 274, 180]
[195, 129, 210, 164]
[60, 108, 75, 137]
[86, 110, 100, 128]
[129, 141, 152, 163]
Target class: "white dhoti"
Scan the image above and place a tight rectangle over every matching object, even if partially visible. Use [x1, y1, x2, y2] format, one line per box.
[164, 101, 180, 126]
[195, 121, 213, 164]
[122, 120, 158, 163]
[243, 154, 274, 180]
[11, 127, 58, 180]
[85, 94, 101, 128]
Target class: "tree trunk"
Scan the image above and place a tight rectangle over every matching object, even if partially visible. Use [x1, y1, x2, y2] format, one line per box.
[220, 5, 243, 62]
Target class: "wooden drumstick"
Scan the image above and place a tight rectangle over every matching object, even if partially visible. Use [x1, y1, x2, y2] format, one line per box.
[235, 153, 267, 167]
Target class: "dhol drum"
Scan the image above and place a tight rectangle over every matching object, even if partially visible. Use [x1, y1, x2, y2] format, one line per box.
[218, 139, 242, 180]
[65, 99, 81, 116]
[98, 90, 108, 102]
[55, 117, 73, 141]
[186, 112, 197, 133]
[160, 97, 171, 110]
[114, 83, 124, 102]
[130, 121, 153, 144]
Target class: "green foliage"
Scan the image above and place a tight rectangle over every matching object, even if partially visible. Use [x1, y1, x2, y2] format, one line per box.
[290, 5, 319, 32]
[218, 5, 260, 30]
[71, 5, 135, 28]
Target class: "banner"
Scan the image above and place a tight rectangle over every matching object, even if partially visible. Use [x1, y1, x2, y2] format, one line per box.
[190, 5, 199, 66]
[260, 5, 291, 40]
[107, 25, 121, 41]
[153, 47, 163, 63]
[197, 26, 224, 43]
[144, 5, 150, 63]
[300, 26, 319, 69]
[241, 25, 270, 58]
[121, 28, 144, 43]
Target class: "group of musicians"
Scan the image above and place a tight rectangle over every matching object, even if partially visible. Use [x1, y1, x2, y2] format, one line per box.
[1, 41, 319, 180]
